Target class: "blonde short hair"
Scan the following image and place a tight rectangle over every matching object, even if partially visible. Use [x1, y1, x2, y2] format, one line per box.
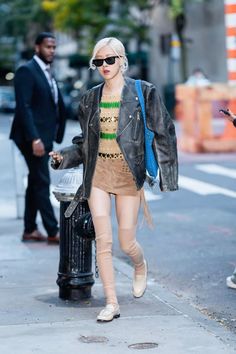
[89, 37, 128, 72]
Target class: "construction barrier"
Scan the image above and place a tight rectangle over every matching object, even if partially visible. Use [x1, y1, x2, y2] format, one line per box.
[175, 1, 236, 153]
[175, 83, 236, 152]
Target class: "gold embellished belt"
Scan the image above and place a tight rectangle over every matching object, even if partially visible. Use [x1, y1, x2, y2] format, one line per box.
[98, 152, 123, 160]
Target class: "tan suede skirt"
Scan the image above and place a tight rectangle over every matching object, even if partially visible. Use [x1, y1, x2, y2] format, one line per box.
[92, 156, 139, 196]
[92, 156, 153, 226]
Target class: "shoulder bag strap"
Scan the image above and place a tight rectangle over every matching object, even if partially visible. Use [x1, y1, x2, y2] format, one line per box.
[135, 80, 147, 129]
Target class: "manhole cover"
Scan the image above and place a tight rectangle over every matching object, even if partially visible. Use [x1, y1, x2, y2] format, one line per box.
[128, 342, 159, 350]
[79, 335, 109, 344]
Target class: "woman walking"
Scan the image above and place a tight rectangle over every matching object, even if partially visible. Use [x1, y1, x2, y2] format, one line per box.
[50, 37, 178, 322]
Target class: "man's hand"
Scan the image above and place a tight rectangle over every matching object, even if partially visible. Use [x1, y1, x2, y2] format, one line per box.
[226, 109, 236, 122]
[32, 139, 45, 156]
[49, 151, 63, 164]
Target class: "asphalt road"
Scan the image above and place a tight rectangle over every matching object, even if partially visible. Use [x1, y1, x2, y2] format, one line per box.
[1, 113, 236, 335]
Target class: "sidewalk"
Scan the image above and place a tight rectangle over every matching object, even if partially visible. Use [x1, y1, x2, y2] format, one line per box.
[0, 217, 236, 354]
[0, 117, 236, 353]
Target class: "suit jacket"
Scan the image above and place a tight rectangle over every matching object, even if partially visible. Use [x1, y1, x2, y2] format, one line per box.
[9, 58, 66, 149]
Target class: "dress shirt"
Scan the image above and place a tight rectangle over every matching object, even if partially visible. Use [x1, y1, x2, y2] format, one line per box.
[33, 55, 58, 103]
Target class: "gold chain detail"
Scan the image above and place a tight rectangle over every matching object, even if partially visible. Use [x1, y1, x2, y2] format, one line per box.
[98, 152, 123, 160]
[100, 116, 119, 123]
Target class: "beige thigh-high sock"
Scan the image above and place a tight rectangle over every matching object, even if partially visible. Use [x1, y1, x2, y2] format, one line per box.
[118, 226, 145, 275]
[93, 215, 118, 305]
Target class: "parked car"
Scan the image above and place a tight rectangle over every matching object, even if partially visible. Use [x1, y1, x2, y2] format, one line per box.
[0, 86, 15, 113]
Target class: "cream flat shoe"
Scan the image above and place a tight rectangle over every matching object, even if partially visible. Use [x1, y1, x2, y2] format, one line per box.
[97, 304, 120, 322]
[133, 260, 147, 298]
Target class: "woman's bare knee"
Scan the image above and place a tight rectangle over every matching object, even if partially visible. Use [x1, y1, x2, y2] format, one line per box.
[88, 187, 111, 217]
[115, 195, 140, 228]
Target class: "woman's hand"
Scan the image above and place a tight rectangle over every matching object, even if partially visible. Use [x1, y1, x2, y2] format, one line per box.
[49, 151, 63, 164]
[227, 109, 236, 121]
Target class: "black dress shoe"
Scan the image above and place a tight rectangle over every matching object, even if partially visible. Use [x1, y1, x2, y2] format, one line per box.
[22, 230, 47, 242]
[47, 233, 60, 244]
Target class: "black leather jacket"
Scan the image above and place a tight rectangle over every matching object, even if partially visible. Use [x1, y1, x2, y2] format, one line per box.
[53, 77, 178, 212]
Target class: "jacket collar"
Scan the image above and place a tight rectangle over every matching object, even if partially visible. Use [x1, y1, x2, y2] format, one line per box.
[88, 76, 140, 138]
[33, 54, 50, 72]
[122, 77, 138, 102]
[90, 76, 137, 101]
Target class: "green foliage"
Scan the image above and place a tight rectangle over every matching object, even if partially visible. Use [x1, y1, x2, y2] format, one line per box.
[43, 0, 110, 35]
[169, 0, 205, 18]
[0, 0, 51, 38]
[0, 0, 52, 73]
[169, 0, 184, 18]
[42, 0, 152, 48]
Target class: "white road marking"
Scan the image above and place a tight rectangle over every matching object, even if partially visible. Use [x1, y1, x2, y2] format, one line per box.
[179, 175, 236, 198]
[195, 164, 236, 179]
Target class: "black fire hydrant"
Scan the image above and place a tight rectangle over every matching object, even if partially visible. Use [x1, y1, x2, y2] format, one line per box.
[53, 168, 95, 301]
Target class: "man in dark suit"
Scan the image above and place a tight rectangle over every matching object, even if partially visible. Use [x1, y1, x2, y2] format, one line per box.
[10, 32, 66, 243]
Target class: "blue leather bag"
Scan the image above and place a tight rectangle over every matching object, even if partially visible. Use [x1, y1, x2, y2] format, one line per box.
[135, 80, 159, 182]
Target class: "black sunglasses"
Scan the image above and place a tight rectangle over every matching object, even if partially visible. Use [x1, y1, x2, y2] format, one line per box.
[92, 56, 120, 67]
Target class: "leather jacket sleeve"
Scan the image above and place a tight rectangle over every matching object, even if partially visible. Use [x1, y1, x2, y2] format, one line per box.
[145, 84, 178, 191]
[51, 134, 84, 170]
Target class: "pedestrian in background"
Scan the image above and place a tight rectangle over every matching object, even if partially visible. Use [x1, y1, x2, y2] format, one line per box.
[185, 67, 211, 87]
[50, 37, 178, 321]
[9, 32, 66, 244]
